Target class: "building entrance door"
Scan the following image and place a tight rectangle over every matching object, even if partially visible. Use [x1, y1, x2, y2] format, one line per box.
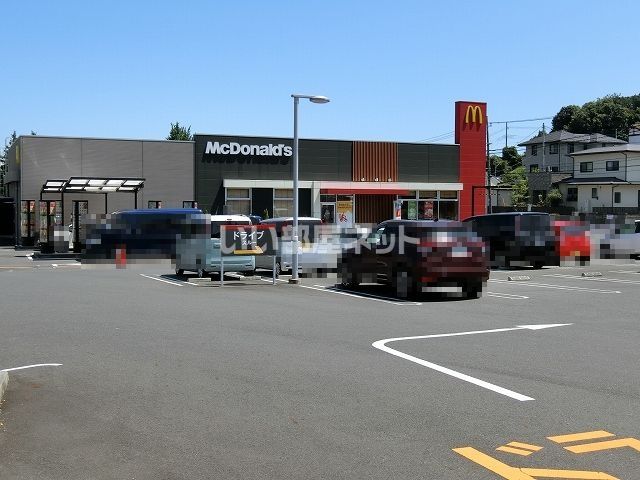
[320, 203, 335, 224]
[72, 200, 88, 253]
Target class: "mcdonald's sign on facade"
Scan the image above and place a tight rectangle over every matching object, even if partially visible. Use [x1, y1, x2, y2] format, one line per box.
[455, 101, 487, 219]
[464, 105, 483, 125]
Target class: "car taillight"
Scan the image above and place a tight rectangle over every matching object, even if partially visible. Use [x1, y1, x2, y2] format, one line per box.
[419, 240, 440, 248]
[466, 240, 487, 253]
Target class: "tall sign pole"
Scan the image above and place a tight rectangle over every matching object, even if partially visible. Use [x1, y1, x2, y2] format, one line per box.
[455, 101, 488, 219]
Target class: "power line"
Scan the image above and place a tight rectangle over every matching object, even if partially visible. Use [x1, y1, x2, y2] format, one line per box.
[488, 116, 553, 125]
[416, 131, 455, 143]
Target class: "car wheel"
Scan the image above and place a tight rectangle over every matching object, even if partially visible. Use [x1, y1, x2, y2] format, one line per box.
[340, 261, 360, 289]
[197, 268, 205, 278]
[244, 269, 256, 277]
[533, 261, 544, 269]
[175, 268, 184, 277]
[464, 280, 483, 299]
[393, 268, 415, 299]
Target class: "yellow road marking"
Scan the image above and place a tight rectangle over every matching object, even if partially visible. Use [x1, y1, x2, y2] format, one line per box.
[454, 447, 620, 480]
[521, 468, 618, 479]
[507, 441, 544, 452]
[497, 446, 535, 456]
[548, 431, 615, 444]
[453, 447, 535, 479]
[565, 437, 640, 454]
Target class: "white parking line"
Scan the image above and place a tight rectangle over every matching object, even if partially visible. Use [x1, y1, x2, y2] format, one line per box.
[299, 284, 422, 305]
[373, 324, 572, 401]
[139, 274, 183, 287]
[544, 273, 640, 285]
[485, 292, 529, 300]
[489, 279, 621, 294]
[609, 270, 640, 275]
[1, 363, 63, 372]
[259, 277, 288, 283]
[52, 263, 81, 268]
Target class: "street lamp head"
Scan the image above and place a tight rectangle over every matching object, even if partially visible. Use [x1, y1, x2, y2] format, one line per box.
[309, 95, 330, 104]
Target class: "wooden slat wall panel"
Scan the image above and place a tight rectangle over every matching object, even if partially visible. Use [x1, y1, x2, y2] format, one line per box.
[352, 142, 398, 182]
[355, 194, 395, 224]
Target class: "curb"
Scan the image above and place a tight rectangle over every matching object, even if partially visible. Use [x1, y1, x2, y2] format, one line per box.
[32, 253, 79, 260]
[0, 371, 8, 403]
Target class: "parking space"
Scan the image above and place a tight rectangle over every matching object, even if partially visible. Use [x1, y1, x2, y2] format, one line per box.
[1, 247, 639, 479]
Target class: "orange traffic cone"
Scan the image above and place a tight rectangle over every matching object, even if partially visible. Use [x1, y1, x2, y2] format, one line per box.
[115, 246, 127, 269]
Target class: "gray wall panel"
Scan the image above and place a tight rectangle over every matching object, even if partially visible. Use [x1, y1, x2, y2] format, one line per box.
[18, 136, 194, 220]
[398, 143, 459, 183]
[398, 144, 429, 182]
[81, 139, 142, 178]
[141, 141, 194, 208]
[428, 144, 459, 182]
[21, 137, 82, 200]
[5, 141, 19, 183]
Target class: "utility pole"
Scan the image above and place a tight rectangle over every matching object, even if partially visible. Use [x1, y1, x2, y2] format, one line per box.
[541, 123, 546, 171]
[505, 122, 508, 149]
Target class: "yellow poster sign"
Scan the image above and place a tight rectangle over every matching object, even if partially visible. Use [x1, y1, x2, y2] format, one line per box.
[336, 201, 353, 227]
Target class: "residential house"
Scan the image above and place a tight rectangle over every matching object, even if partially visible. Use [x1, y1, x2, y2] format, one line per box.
[518, 130, 625, 202]
[556, 144, 640, 214]
[519, 130, 625, 173]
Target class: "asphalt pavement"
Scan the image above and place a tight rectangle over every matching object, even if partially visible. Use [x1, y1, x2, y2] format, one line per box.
[1, 247, 639, 479]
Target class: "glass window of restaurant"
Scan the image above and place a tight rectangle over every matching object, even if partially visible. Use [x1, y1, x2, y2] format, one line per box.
[225, 188, 251, 215]
[397, 190, 459, 220]
[273, 188, 294, 217]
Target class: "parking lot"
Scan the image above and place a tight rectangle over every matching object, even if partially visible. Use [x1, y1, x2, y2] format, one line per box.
[1, 247, 639, 479]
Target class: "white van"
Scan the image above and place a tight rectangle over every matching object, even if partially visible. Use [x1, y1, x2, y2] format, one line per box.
[254, 217, 322, 276]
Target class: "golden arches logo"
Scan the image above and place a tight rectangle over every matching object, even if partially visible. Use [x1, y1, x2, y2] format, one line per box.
[464, 105, 483, 125]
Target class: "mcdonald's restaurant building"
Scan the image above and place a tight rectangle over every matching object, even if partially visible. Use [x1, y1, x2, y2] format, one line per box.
[3, 101, 487, 246]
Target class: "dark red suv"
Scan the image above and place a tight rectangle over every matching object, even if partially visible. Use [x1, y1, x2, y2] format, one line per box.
[339, 220, 489, 299]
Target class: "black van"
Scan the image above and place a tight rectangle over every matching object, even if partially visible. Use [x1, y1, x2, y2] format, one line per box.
[84, 209, 208, 260]
[463, 212, 557, 268]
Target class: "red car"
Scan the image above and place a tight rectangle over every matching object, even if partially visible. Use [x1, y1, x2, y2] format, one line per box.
[339, 220, 489, 299]
[552, 219, 590, 264]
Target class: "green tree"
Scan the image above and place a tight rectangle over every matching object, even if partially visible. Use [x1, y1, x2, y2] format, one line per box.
[1, 131, 18, 196]
[551, 93, 640, 140]
[166, 122, 193, 141]
[551, 105, 580, 131]
[544, 187, 563, 208]
[501, 166, 529, 207]
[501, 146, 522, 171]
[490, 154, 506, 177]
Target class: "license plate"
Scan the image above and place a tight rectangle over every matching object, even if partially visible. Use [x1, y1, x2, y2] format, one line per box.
[451, 247, 470, 257]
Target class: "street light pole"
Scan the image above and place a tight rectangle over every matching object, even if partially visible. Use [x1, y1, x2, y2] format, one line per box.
[291, 96, 300, 283]
[289, 94, 330, 284]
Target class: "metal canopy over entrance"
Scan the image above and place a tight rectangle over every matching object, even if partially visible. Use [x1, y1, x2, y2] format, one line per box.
[40, 177, 145, 213]
[39, 177, 145, 253]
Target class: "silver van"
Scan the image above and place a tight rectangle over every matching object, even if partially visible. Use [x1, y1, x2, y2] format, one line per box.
[175, 215, 255, 277]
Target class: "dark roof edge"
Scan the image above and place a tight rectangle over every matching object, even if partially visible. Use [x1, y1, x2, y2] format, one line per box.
[18, 135, 195, 144]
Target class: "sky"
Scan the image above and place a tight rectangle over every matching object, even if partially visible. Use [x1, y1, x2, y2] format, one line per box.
[2, 0, 639, 150]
